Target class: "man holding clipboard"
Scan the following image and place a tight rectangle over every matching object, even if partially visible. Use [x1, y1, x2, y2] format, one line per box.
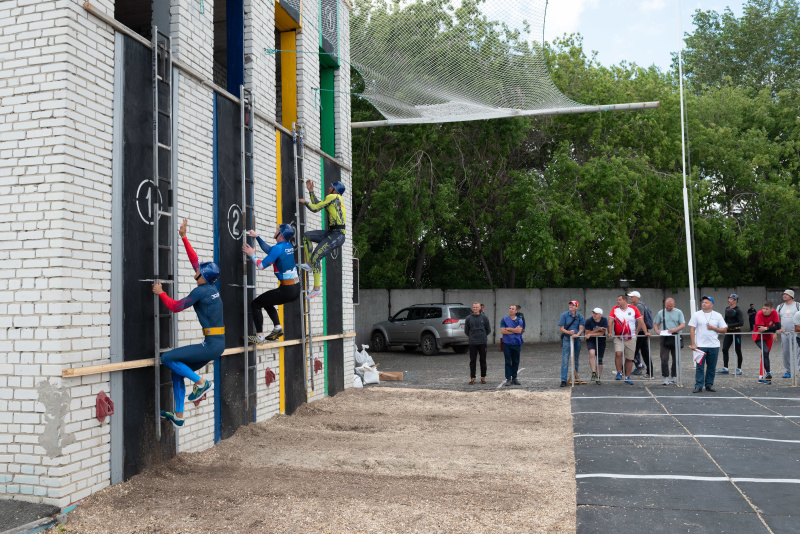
[688, 296, 727, 393]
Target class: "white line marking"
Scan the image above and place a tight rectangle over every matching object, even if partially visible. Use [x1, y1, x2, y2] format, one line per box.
[574, 433, 800, 444]
[572, 395, 800, 400]
[496, 367, 525, 389]
[572, 411, 786, 418]
[576, 474, 800, 484]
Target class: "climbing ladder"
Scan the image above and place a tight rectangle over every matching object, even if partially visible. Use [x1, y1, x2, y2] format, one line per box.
[292, 123, 315, 394]
[151, 26, 175, 442]
[240, 85, 257, 410]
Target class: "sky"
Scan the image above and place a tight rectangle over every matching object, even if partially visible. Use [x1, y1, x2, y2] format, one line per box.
[543, 0, 746, 72]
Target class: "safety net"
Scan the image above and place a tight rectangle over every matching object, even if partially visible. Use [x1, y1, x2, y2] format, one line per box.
[349, 0, 585, 125]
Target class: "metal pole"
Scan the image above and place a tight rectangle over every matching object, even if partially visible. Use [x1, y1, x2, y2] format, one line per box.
[569, 335, 575, 389]
[152, 26, 161, 442]
[240, 85, 249, 411]
[675, 333, 682, 387]
[676, 0, 696, 319]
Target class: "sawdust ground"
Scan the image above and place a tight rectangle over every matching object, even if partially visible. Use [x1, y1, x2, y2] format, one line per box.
[52, 388, 575, 533]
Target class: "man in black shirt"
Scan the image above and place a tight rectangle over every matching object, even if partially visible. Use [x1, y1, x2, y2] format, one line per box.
[748, 304, 757, 331]
[719, 293, 745, 375]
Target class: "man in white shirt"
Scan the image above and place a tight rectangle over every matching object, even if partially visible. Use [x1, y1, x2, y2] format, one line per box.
[777, 289, 800, 378]
[688, 296, 728, 393]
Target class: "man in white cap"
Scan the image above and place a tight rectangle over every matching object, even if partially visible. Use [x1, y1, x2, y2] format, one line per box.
[584, 307, 608, 385]
[777, 289, 800, 378]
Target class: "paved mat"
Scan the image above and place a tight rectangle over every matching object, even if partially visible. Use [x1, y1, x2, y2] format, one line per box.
[0, 500, 59, 533]
[573, 386, 800, 533]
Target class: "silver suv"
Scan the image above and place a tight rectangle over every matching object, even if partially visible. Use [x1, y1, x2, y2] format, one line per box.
[370, 303, 472, 355]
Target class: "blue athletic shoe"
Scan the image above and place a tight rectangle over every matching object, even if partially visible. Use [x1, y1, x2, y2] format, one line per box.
[160, 411, 184, 428]
[624, 376, 634, 385]
[188, 380, 213, 402]
[615, 372, 623, 380]
[717, 368, 729, 374]
[782, 372, 791, 379]
[631, 366, 644, 375]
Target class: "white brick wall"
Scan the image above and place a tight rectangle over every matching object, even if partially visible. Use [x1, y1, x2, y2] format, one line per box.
[0, 0, 353, 505]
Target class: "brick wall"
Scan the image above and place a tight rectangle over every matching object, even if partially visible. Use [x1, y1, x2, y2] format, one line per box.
[0, 0, 353, 505]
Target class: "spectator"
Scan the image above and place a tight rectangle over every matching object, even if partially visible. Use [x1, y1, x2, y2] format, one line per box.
[753, 301, 780, 384]
[719, 293, 745, 376]
[480, 303, 486, 314]
[585, 307, 608, 385]
[516, 305, 526, 332]
[653, 298, 686, 385]
[777, 290, 800, 378]
[464, 302, 491, 385]
[500, 305, 524, 386]
[558, 300, 585, 387]
[609, 295, 647, 385]
[748, 304, 757, 332]
[688, 296, 727, 393]
[628, 291, 654, 377]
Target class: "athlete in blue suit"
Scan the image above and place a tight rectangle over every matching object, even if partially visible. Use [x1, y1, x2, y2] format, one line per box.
[242, 224, 300, 344]
[151, 219, 224, 428]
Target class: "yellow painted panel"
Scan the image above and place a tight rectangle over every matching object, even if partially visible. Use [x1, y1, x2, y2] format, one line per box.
[279, 31, 298, 129]
[275, 1, 302, 31]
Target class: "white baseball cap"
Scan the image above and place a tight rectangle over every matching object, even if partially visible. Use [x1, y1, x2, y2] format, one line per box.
[627, 291, 641, 298]
[592, 307, 603, 314]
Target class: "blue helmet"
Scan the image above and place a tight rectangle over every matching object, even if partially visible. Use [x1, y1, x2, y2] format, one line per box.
[198, 262, 220, 284]
[331, 181, 345, 195]
[278, 223, 295, 241]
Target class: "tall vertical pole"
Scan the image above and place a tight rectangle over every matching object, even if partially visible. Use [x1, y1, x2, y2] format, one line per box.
[152, 26, 161, 442]
[240, 85, 249, 410]
[677, 0, 696, 318]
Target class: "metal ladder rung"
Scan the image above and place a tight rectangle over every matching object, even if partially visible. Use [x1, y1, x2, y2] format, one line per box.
[157, 210, 172, 217]
[157, 142, 171, 151]
[159, 347, 174, 353]
[158, 244, 171, 249]
[158, 108, 170, 117]
[158, 175, 171, 182]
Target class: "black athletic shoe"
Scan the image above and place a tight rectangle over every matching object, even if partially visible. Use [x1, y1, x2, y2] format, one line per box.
[693, 387, 702, 393]
[705, 386, 716, 392]
[560, 381, 567, 387]
[504, 379, 512, 386]
[511, 378, 521, 385]
[265, 327, 284, 341]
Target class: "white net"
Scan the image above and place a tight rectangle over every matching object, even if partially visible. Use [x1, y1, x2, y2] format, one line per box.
[349, 0, 584, 125]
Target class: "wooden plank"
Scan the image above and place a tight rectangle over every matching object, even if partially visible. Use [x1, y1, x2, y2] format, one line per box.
[62, 333, 356, 377]
[379, 371, 403, 381]
[62, 359, 155, 377]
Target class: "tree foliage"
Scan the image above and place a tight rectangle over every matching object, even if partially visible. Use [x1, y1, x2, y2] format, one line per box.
[351, 0, 800, 290]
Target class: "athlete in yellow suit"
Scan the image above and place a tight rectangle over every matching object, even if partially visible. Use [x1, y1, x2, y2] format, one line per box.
[298, 179, 347, 299]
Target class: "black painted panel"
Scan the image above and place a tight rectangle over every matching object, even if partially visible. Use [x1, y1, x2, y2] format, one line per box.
[215, 94, 254, 436]
[280, 130, 306, 414]
[119, 35, 175, 480]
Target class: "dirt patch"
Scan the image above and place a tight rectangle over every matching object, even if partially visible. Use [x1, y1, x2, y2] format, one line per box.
[53, 388, 576, 533]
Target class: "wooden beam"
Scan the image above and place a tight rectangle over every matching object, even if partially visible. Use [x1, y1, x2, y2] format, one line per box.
[62, 332, 357, 377]
[379, 371, 403, 381]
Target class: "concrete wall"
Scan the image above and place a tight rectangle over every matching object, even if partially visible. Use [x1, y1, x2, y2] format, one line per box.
[355, 287, 775, 347]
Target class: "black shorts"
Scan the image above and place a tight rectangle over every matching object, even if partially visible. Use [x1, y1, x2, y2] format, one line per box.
[587, 338, 606, 365]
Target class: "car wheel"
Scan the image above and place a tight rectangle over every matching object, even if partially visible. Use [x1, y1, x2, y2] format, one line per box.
[452, 345, 468, 354]
[421, 334, 439, 356]
[403, 345, 417, 352]
[371, 332, 387, 352]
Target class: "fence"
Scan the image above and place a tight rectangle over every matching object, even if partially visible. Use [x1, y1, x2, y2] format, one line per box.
[564, 331, 800, 389]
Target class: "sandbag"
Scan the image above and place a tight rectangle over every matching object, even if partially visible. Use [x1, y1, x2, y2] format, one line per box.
[354, 344, 375, 367]
[362, 365, 380, 385]
[353, 374, 364, 388]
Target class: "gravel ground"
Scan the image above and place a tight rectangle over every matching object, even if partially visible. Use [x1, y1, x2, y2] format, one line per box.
[52, 388, 576, 534]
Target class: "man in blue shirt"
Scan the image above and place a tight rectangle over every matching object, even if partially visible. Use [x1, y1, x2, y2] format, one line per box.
[500, 305, 524, 386]
[242, 224, 300, 344]
[558, 300, 585, 387]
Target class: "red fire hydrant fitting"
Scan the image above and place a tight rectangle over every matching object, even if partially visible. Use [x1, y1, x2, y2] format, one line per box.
[96, 391, 114, 423]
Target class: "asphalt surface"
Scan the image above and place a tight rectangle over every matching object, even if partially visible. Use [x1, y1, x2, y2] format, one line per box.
[0, 500, 58, 533]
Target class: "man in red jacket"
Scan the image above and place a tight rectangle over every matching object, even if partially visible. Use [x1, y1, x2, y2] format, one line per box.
[752, 301, 781, 384]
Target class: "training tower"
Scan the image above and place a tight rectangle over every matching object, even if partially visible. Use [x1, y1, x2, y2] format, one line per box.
[0, 0, 355, 507]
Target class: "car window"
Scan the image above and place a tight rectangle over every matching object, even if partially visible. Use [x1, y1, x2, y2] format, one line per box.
[425, 307, 442, 319]
[392, 309, 410, 321]
[408, 308, 426, 320]
[448, 307, 471, 319]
